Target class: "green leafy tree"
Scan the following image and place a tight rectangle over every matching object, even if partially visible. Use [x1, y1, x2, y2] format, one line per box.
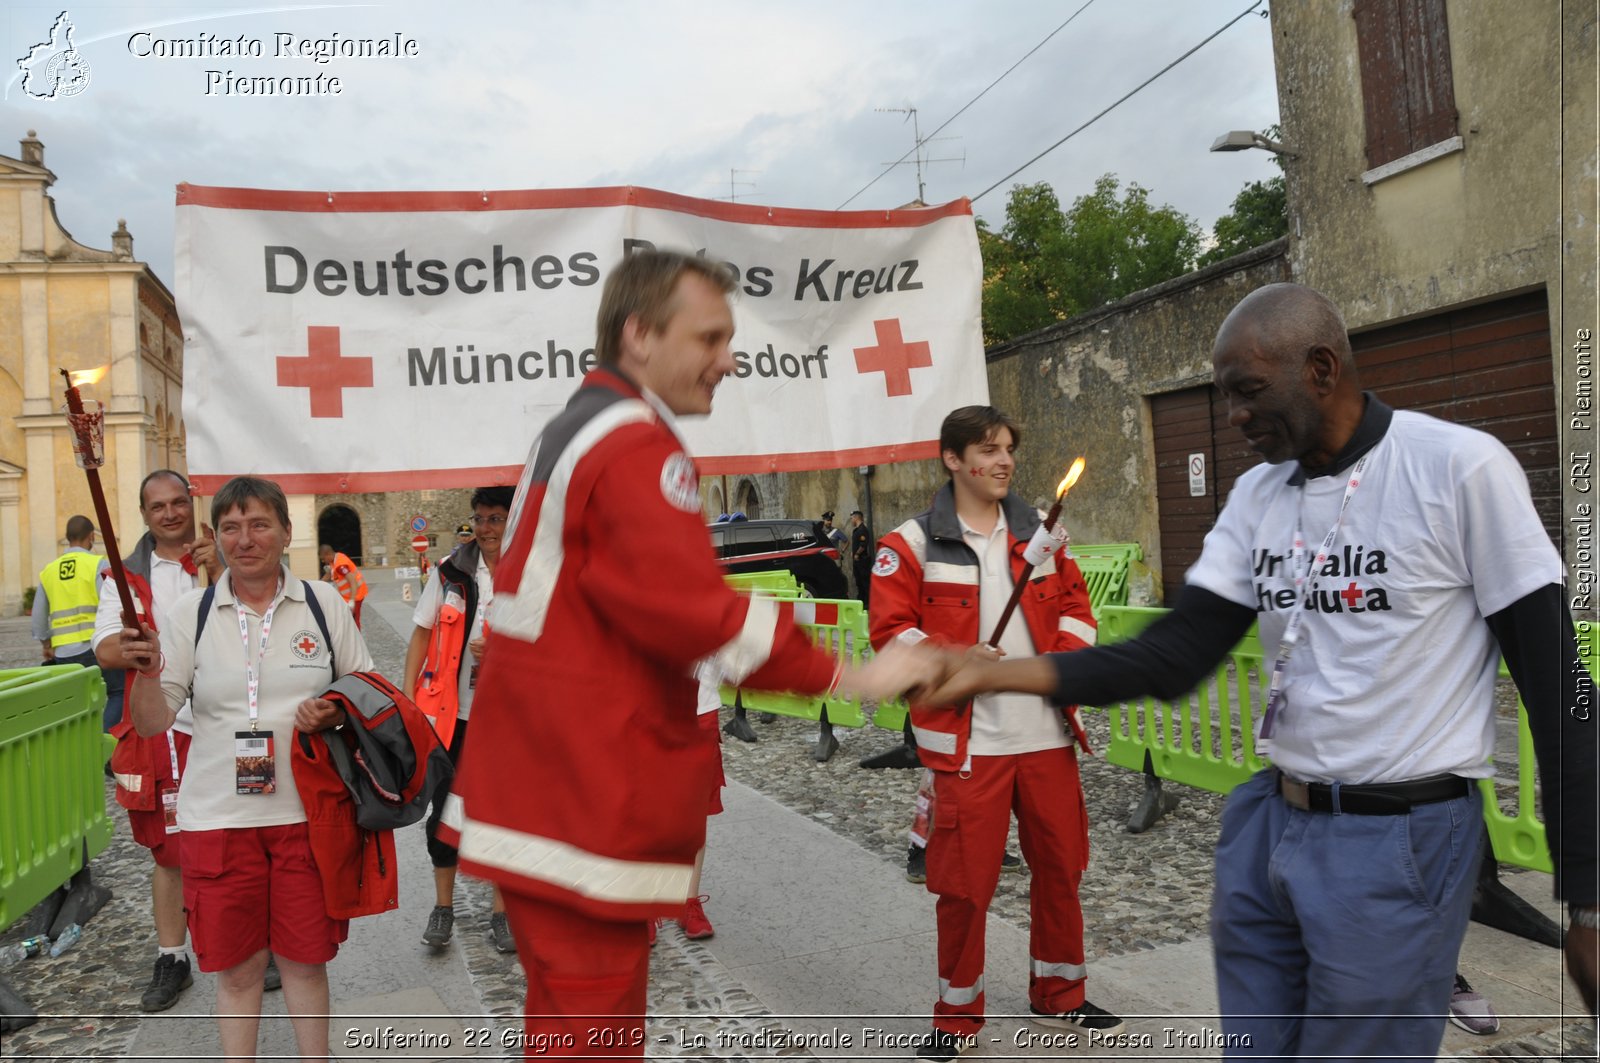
[980, 175, 1201, 345]
[1198, 174, 1288, 267]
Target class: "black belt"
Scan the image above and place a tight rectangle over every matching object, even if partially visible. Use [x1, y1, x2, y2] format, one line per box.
[1276, 771, 1475, 815]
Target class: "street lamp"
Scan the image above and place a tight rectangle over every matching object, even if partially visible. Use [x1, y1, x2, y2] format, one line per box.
[1210, 130, 1295, 157]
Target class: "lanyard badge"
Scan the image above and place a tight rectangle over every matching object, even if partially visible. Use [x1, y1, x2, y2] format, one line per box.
[233, 582, 280, 795]
[1258, 455, 1368, 740]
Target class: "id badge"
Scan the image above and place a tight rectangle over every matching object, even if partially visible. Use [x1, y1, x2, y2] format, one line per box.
[161, 789, 179, 833]
[234, 730, 277, 795]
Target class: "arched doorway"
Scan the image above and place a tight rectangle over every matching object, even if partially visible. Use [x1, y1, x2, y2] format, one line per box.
[706, 483, 725, 521]
[317, 504, 363, 565]
[734, 479, 761, 519]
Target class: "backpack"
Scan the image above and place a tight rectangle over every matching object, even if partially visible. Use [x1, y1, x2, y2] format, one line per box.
[309, 672, 454, 831]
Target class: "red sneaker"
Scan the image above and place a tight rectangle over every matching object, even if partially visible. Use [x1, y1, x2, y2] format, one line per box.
[678, 895, 715, 940]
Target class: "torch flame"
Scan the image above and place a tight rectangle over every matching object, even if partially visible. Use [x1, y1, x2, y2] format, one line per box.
[1055, 457, 1086, 499]
[67, 365, 110, 387]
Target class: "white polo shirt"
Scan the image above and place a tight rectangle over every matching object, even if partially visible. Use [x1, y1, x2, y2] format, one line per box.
[961, 509, 1070, 756]
[156, 566, 374, 830]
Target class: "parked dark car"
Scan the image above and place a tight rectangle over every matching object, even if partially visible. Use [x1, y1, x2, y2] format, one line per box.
[708, 518, 849, 599]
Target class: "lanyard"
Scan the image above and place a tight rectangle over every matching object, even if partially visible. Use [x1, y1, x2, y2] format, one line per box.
[235, 579, 282, 733]
[1258, 454, 1369, 740]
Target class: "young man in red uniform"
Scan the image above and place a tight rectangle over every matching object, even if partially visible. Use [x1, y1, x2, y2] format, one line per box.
[869, 405, 1123, 1060]
[440, 249, 937, 1059]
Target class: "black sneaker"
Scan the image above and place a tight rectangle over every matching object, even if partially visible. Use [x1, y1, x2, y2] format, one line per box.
[906, 844, 927, 883]
[914, 1029, 975, 1061]
[489, 911, 516, 954]
[139, 954, 193, 1012]
[1001, 852, 1024, 873]
[1029, 1001, 1124, 1034]
[422, 905, 454, 947]
[262, 954, 281, 992]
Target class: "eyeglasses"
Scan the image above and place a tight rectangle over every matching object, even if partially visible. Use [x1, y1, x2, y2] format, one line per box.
[469, 514, 507, 527]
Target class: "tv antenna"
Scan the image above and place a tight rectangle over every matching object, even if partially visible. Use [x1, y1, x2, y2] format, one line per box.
[875, 106, 965, 204]
[719, 168, 760, 202]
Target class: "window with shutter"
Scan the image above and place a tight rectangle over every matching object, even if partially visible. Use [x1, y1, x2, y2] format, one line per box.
[1353, 0, 1459, 169]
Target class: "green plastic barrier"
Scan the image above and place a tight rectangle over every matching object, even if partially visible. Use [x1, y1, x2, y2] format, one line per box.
[0, 665, 114, 931]
[721, 598, 873, 727]
[723, 570, 804, 596]
[1071, 542, 1145, 565]
[1096, 607, 1268, 795]
[1075, 555, 1133, 616]
[1091, 606, 1595, 874]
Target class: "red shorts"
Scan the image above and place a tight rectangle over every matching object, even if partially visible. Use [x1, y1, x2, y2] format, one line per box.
[180, 823, 349, 973]
[701, 712, 724, 816]
[127, 730, 192, 869]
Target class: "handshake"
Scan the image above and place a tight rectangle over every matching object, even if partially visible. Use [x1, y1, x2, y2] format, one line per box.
[836, 641, 1046, 706]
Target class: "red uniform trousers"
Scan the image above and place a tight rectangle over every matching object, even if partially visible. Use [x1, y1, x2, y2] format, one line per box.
[500, 891, 652, 1061]
[927, 746, 1089, 1037]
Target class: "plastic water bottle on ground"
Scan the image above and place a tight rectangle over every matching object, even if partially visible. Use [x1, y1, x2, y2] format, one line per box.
[0, 935, 48, 966]
[47, 924, 82, 958]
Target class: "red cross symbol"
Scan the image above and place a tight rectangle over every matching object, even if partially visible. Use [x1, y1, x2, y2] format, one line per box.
[853, 318, 931, 398]
[1339, 581, 1364, 609]
[295, 634, 319, 656]
[276, 326, 373, 418]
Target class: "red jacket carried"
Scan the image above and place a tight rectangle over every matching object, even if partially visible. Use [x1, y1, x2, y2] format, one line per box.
[441, 368, 839, 920]
[868, 483, 1097, 772]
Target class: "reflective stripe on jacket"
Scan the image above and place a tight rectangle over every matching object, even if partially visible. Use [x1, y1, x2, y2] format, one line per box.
[39, 550, 103, 651]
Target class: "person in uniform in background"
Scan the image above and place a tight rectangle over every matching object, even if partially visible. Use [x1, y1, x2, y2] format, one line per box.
[849, 509, 873, 610]
[404, 487, 515, 954]
[33, 515, 105, 665]
[318, 543, 368, 627]
[870, 405, 1120, 1060]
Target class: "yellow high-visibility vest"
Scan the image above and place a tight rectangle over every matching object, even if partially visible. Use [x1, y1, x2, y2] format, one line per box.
[39, 550, 102, 651]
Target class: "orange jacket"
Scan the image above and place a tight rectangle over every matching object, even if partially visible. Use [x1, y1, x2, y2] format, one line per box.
[326, 552, 368, 604]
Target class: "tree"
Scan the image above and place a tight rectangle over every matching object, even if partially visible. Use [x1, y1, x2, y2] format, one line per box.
[1198, 174, 1288, 268]
[979, 175, 1201, 346]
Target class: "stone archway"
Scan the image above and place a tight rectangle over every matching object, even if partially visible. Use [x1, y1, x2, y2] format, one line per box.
[317, 504, 363, 565]
[733, 479, 761, 519]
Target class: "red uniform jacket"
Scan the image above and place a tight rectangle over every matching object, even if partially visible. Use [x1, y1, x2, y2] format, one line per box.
[441, 368, 839, 919]
[868, 483, 1097, 772]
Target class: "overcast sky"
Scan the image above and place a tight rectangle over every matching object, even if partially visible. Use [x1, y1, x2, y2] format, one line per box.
[2, 0, 1281, 288]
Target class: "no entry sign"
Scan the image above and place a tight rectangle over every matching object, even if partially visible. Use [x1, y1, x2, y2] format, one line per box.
[411, 535, 429, 553]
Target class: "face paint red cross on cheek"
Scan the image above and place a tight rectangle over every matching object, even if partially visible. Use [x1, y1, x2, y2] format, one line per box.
[969, 466, 984, 476]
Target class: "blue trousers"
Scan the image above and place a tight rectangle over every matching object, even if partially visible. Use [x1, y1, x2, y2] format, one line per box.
[1211, 770, 1481, 1061]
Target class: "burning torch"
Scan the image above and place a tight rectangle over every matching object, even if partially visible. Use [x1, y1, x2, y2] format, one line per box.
[986, 457, 1086, 648]
[60, 367, 140, 630]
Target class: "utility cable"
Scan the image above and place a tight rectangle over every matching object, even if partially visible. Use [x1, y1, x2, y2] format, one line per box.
[836, 0, 1098, 210]
[971, 0, 1265, 204]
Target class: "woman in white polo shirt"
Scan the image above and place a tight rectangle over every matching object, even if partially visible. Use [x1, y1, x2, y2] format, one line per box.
[122, 475, 373, 1063]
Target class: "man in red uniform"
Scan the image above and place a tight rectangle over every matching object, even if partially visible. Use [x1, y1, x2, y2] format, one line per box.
[870, 405, 1123, 1060]
[441, 249, 936, 1059]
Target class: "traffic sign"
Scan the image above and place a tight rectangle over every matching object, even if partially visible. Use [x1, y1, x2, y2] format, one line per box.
[411, 515, 428, 533]
[411, 535, 429, 553]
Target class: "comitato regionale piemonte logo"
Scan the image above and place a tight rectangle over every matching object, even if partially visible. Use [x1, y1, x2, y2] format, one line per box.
[16, 11, 92, 100]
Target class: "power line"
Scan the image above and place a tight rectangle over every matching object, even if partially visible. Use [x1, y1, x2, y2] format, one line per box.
[836, 0, 1098, 210]
[971, 0, 1265, 205]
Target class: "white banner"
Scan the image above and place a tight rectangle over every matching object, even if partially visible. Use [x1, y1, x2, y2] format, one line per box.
[175, 186, 987, 493]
